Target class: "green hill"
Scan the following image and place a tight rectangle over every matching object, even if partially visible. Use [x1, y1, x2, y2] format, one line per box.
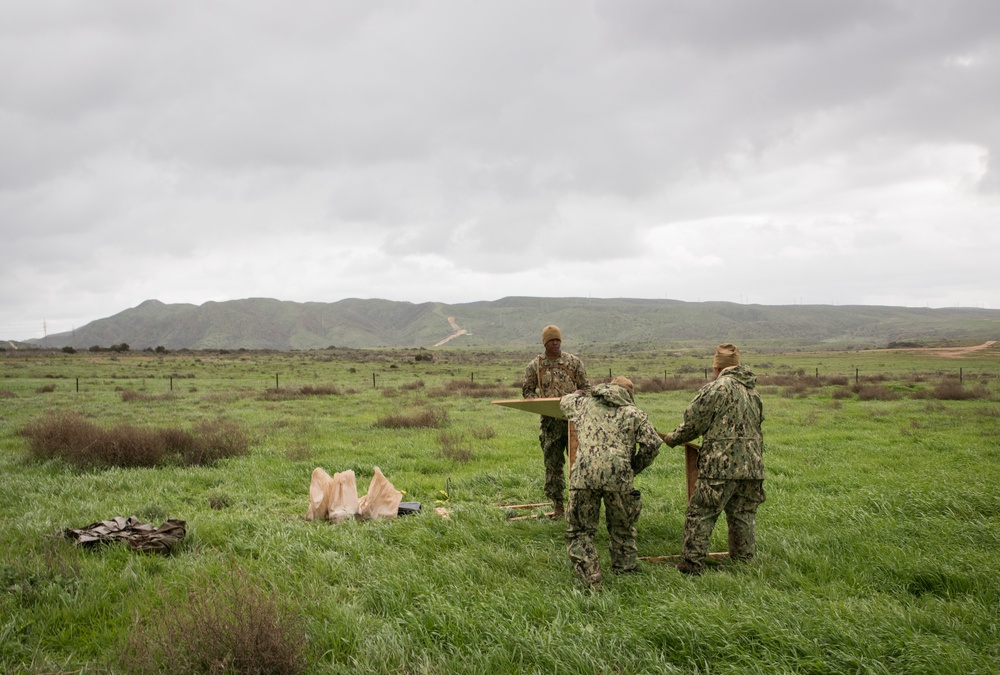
[18, 297, 1000, 351]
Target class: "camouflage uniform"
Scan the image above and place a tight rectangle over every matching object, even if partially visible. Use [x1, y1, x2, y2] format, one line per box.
[523, 352, 590, 507]
[560, 383, 662, 585]
[664, 364, 766, 573]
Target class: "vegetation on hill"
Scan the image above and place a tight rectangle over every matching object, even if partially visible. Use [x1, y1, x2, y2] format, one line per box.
[14, 296, 1000, 351]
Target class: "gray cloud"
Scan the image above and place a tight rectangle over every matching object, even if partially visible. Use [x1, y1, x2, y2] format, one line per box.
[1, 0, 998, 339]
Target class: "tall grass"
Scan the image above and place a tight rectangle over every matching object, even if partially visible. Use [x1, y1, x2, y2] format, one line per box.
[0, 346, 997, 673]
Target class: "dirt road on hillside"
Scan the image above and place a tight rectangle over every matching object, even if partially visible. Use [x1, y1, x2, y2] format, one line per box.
[874, 340, 997, 358]
[434, 317, 468, 346]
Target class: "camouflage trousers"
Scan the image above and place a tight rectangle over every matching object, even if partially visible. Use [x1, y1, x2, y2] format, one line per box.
[566, 488, 643, 585]
[539, 416, 569, 505]
[682, 479, 765, 572]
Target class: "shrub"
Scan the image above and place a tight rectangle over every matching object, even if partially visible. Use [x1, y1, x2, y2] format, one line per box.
[260, 388, 299, 401]
[119, 561, 306, 675]
[854, 384, 901, 401]
[427, 379, 509, 398]
[121, 389, 176, 402]
[929, 379, 991, 401]
[299, 384, 341, 396]
[439, 431, 475, 463]
[375, 408, 449, 429]
[36, 384, 57, 393]
[634, 376, 701, 393]
[19, 413, 250, 468]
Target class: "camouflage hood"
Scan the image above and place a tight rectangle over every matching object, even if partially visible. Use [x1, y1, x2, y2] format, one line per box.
[590, 383, 634, 407]
[721, 364, 757, 390]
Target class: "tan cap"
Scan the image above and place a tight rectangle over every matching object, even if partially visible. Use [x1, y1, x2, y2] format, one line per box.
[713, 343, 741, 370]
[610, 376, 634, 394]
[542, 324, 562, 344]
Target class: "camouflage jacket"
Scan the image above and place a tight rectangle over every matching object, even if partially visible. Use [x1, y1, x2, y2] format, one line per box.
[560, 383, 663, 492]
[664, 364, 765, 480]
[522, 352, 590, 401]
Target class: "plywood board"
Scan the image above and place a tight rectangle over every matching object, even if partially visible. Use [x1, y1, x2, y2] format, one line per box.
[491, 397, 566, 420]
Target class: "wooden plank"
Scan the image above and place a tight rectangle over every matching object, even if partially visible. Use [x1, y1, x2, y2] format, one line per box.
[491, 397, 566, 419]
[684, 442, 700, 504]
[493, 398, 576, 477]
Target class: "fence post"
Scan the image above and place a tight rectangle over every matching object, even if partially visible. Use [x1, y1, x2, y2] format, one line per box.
[170, 376, 173, 391]
[856, 368, 859, 384]
[275, 374, 279, 389]
[372, 372, 376, 388]
[960, 367, 963, 383]
[76, 377, 79, 393]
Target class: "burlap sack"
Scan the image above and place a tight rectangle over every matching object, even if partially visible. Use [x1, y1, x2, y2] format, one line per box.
[306, 466, 401, 522]
[358, 466, 403, 520]
[305, 467, 360, 522]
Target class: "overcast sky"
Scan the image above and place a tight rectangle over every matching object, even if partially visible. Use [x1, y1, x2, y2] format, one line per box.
[2, 1, 998, 340]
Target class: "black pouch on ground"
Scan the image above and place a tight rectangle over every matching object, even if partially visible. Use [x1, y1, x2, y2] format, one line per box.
[397, 502, 421, 516]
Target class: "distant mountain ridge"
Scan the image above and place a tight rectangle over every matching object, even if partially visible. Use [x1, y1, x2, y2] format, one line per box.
[19, 297, 1000, 351]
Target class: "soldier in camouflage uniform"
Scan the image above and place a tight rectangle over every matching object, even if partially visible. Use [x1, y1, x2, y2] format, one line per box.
[662, 344, 766, 575]
[522, 325, 590, 518]
[559, 377, 663, 588]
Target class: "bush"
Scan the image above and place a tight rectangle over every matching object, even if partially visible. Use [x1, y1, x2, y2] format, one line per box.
[427, 379, 509, 398]
[19, 413, 251, 468]
[634, 376, 701, 393]
[854, 384, 901, 401]
[928, 379, 992, 401]
[375, 408, 449, 429]
[299, 384, 341, 396]
[439, 431, 475, 463]
[119, 561, 306, 675]
[121, 389, 175, 402]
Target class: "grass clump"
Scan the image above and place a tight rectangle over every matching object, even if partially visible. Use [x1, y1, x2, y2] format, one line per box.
[260, 384, 342, 401]
[634, 376, 701, 393]
[375, 407, 449, 429]
[439, 431, 475, 463]
[924, 379, 992, 401]
[427, 379, 511, 398]
[121, 389, 176, 402]
[19, 412, 251, 468]
[119, 561, 306, 675]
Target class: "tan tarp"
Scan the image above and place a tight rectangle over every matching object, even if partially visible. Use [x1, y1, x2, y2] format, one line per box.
[306, 466, 402, 522]
[63, 516, 186, 555]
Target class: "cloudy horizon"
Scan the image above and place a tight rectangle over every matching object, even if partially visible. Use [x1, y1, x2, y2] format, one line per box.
[2, 1, 998, 341]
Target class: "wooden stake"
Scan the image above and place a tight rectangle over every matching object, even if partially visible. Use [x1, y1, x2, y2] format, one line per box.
[639, 552, 730, 564]
[501, 502, 552, 510]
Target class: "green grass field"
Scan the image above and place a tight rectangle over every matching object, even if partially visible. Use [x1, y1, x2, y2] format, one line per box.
[1, 345, 998, 673]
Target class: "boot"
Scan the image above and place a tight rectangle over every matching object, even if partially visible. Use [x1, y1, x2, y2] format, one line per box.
[676, 560, 703, 576]
[547, 503, 565, 519]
